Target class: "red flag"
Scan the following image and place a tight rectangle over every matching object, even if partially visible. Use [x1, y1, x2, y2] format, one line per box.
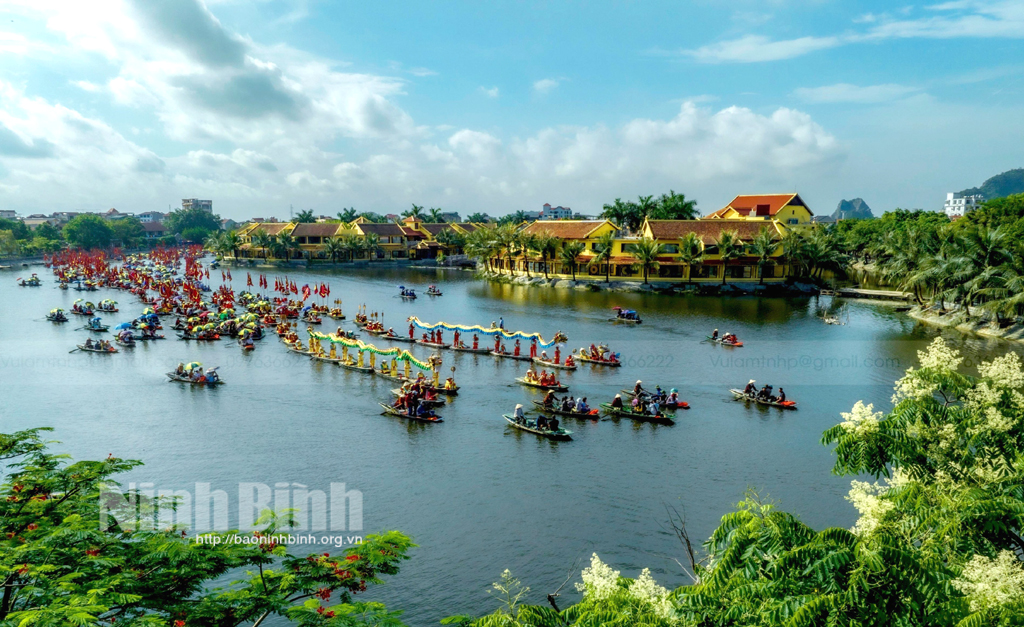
[290, 282, 298, 295]
[227, 270, 232, 281]
[301, 284, 311, 301]
[247, 273, 253, 287]
[205, 268, 210, 279]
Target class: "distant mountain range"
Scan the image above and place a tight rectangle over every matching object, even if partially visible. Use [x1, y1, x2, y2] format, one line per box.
[832, 198, 873, 220]
[958, 167, 1024, 200]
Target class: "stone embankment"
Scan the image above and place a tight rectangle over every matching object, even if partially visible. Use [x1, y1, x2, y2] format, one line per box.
[479, 271, 820, 296]
[907, 306, 1024, 342]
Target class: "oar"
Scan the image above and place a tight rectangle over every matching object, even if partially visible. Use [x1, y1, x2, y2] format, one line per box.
[68, 347, 81, 353]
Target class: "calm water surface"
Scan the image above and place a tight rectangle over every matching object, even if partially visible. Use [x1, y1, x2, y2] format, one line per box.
[2, 265, 1021, 625]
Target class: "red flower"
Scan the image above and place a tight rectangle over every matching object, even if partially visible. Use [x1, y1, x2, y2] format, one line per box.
[86, 549, 100, 557]
[17, 565, 28, 575]
[316, 588, 331, 600]
[174, 621, 185, 627]
[26, 524, 38, 531]
[345, 555, 360, 562]
[12, 484, 23, 492]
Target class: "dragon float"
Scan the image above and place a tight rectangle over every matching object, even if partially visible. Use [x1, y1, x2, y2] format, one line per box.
[406, 317, 567, 348]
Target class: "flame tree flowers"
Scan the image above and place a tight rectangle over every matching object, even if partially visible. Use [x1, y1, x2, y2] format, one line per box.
[0, 428, 412, 626]
[454, 337, 1024, 626]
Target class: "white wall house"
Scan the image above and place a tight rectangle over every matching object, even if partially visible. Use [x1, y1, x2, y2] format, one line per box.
[540, 203, 573, 219]
[944, 192, 983, 219]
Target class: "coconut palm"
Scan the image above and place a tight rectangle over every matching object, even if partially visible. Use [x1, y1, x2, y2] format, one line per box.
[428, 208, 446, 223]
[221, 230, 242, 260]
[403, 204, 425, 220]
[323, 236, 346, 263]
[271, 233, 299, 260]
[558, 241, 586, 281]
[536, 234, 559, 279]
[434, 228, 465, 254]
[518, 233, 539, 277]
[204, 232, 225, 258]
[251, 229, 273, 261]
[677, 232, 704, 285]
[715, 230, 742, 285]
[363, 232, 382, 260]
[292, 209, 316, 223]
[344, 234, 366, 261]
[495, 223, 520, 274]
[337, 208, 358, 223]
[629, 236, 664, 284]
[591, 231, 616, 283]
[749, 227, 781, 284]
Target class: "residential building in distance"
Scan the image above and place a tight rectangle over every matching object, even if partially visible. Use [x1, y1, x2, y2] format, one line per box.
[142, 222, 167, 239]
[22, 214, 57, 229]
[703, 193, 813, 226]
[182, 199, 213, 213]
[221, 218, 239, 231]
[943, 192, 984, 219]
[439, 211, 462, 223]
[51, 212, 79, 226]
[137, 211, 165, 223]
[541, 203, 573, 219]
[102, 208, 131, 220]
[0, 210, 17, 219]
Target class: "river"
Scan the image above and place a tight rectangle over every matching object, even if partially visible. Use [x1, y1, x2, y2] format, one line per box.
[1, 264, 1020, 625]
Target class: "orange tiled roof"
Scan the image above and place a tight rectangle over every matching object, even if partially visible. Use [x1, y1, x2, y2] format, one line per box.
[705, 193, 809, 219]
[646, 220, 780, 244]
[291, 223, 342, 237]
[522, 220, 615, 239]
[249, 223, 292, 236]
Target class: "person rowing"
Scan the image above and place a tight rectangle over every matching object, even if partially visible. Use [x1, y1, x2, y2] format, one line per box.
[542, 390, 558, 407]
[743, 380, 756, 396]
[777, 387, 786, 403]
[611, 394, 623, 409]
[633, 380, 645, 396]
[513, 404, 526, 424]
[711, 329, 719, 340]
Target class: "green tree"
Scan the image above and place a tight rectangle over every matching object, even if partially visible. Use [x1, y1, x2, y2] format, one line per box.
[428, 208, 446, 222]
[337, 207, 358, 223]
[63, 214, 113, 250]
[714, 230, 742, 285]
[164, 207, 221, 241]
[363, 232, 382, 260]
[271, 232, 300, 260]
[0, 427, 413, 627]
[600, 198, 640, 233]
[466, 212, 490, 223]
[677, 232, 704, 284]
[0, 218, 30, 240]
[323, 236, 346, 262]
[591, 231, 616, 283]
[749, 226, 781, 284]
[651, 190, 699, 220]
[34, 222, 61, 242]
[110, 216, 144, 248]
[435, 228, 466, 254]
[402, 204, 425, 220]
[0, 230, 19, 256]
[251, 229, 273, 260]
[629, 236, 663, 284]
[558, 241, 586, 281]
[221, 230, 242, 260]
[293, 209, 316, 223]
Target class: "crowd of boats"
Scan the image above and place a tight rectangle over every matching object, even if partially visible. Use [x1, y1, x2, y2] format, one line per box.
[27, 247, 798, 441]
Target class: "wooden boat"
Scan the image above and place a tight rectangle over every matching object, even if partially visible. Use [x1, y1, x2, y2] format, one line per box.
[379, 403, 443, 423]
[287, 345, 313, 356]
[609, 316, 642, 324]
[390, 389, 446, 407]
[729, 389, 797, 409]
[532, 357, 577, 371]
[81, 325, 110, 333]
[502, 414, 572, 440]
[46, 314, 68, 323]
[115, 338, 136, 348]
[332, 358, 374, 373]
[166, 372, 224, 385]
[177, 333, 221, 341]
[76, 344, 118, 354]
[599, 403, 674, 425]
[530, 400, 599, 418]
[451, 344, 492, 354]
[491, 350, 533, 361]
[71, 309, 94, 316]
[576, 355, 621, 367]
[136, 334, 166, 341]
[515, 377, 568, 392]
[619, 389, 689, 410]
[706, 336, 743, 347]
[376, 372, 459, 395]
[416, 340, 450, 349]
[377, 333, 417, 343]
[426, 289, 442, 296]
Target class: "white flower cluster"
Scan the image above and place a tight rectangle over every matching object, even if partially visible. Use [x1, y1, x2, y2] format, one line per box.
[846, 480, 894, 536]
[840, 401, 884, 435]
[953, 550, 1024, 612]
[978, 352, 1024, 390]
[892, 367, 938, 403]
[918, 337, 963, 371]
[576, 553, 621, 601]
[628, 568, 674, 620]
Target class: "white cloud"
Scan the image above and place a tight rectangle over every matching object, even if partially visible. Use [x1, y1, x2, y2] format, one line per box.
[480, 86, 499, 98]
[71, 80, 102, 92]
[686, 35, 841, 63]
[533, 78, 559, 94]
[793, 83, 922, 103]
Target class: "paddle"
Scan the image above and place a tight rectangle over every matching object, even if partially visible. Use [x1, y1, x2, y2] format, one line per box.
[68, 347, 80, 353]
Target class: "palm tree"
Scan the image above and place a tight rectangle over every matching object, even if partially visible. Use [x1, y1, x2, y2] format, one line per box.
[591, 231, 616, 283]
[519, 233, 538, 277]
[781, 231, 810, 278]
[537, 234, 559, 279]
[428, 208, 446, 223]
[464, 226, 500, 271]
[495, 223, 520, 274]
[434, 228, 465, 254]
[403, 204, 425, 220]
[363, 232, 382, 260]
[271, 233, 299, 260]
[654, 190, 699, 220]
[749, 227, 781, 284]
[251, 229, 273, 261]
[220, 230, 241, 260]
[344, 234, 366, 261]
[629, 237, 664, 284]
[599, 199, 637, 233]
[204, 232, 225, 258]
[715, 230, 742, 285]
[323, 236, 346, 263]
[558, 241, 586, 280]
[337, 208, 358, 223]
[293, 209, 316, 223]
[677, 232, 704, 284]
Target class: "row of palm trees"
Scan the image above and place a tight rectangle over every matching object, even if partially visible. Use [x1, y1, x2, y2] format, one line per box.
[205, 229, 385, 262]
[873, 224, 1024, 319]
[463, 224, 809, 284]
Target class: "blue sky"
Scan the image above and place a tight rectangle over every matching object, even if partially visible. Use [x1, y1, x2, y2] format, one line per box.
[0, 0, 1022, 220]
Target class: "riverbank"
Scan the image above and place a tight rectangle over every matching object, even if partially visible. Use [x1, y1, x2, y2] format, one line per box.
[478, 269, 821, 296]
[908, 306, 1024, 342]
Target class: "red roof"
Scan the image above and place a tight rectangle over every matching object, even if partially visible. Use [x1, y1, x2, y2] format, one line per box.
[646, 220, 779, 244]
[142, 222, 165, 232]
[522, 220, 615, 239]
[705, 193, 810, 219]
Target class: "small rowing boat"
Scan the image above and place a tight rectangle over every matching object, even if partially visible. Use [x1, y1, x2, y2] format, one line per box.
[337, 359, 375, 373]
[530, 400, 599, 418]
[115, 338, 136, 347]
[532, 357, 577, 371]
[491, 350, 533, 361]
[378, 334, 417, 343]
[77, 344, 118, 354]
[379, 403, 443, 423]
[416, 340, 451, 349]
[729, 389, 797, 409]
[706, 336, 743, 347]
[502, 414, 572, 440]
[619, 389, 689, 410]
[177, 333, 220, 341]
[599, 403, 674, 425]
[390, 389, 446, 407]
[136, 335, 166, 341]
[166, 372, 224, 385]
[81, 325, 110, 333]
[610, 307, 642, 324]
[576, 355, 621, 367]
[515, 377, 568, 392]
[451, 344, 492, 354]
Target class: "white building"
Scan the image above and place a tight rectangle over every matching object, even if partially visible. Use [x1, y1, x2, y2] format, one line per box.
[137, 211, 165, 223]
[0, 210, 16, 220]
[540, 203, 572, 219]
[182, 199, 213, 213]
[944, 192, 983, 219]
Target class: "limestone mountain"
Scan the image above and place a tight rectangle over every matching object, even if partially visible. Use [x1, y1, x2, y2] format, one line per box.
[959, 167, 1024, 200]
[832, 198, 873, 220]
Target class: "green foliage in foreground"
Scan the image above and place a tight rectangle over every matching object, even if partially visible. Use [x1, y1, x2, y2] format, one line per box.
[0, 429, 412, 626]
[455, 338, 1024, 626]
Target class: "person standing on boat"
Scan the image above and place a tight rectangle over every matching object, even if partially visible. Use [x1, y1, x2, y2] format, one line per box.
[513, 404, 525, 424]
[498, 317, 504, 330]
[744, 380, 756, 396]
[712, 329, 719, 340]
[513, 339, 521, 356]
[530, 339, 537, 359]
[543, 390, 557, 407]
[472, 334, 479, 349]
[409, 322, 415, 339]
[494, 335, 501, 353]
[554, 345, 561, 364]
[453, 330, 460, 347]
[634, 380, 645, 396]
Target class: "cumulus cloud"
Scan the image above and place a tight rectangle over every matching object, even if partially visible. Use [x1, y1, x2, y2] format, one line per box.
[480, 86, 499, 98]
[793, 83, 922, 103]
[533, 78, 559, 94]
